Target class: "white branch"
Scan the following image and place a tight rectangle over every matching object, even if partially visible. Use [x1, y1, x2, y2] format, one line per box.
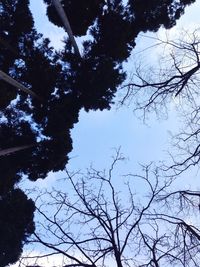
[52, 0, 81, 57]
[0, 70, 41, 100]
[0, 144, 35, 157]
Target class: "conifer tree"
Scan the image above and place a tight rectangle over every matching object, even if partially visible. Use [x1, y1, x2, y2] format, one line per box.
[0, 0, 196, 265]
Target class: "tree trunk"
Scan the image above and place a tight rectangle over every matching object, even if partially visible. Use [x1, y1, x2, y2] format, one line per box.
[52, 0, 81, 57]
[114, 249, 123, 267]
[0, 70, 41, 100]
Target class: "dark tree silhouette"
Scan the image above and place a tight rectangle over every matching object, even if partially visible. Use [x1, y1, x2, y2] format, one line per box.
[120, 29, 200, 175]
[0, 0, 197, 265]
[0, 0, 34, 108]
[44, 0, 103, 36]
[128, 0, 196, 32]
[17, 151, 200, 267]
[0, 189, 35, 267]
[1, 0, 195, 185]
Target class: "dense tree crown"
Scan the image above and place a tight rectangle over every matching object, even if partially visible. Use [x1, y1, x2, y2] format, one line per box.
[0, 189, 35, 267]
[0, 0, 196, 265]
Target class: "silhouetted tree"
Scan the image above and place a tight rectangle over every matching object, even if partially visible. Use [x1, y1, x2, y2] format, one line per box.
[0, 189, 35, 267]
[18, 151, 200, 267]
[121, 28, 200, 175]
[128, 0, 196, 32]
[0, 0, 35, 108]
[1, 0, 195, 186]
[44, 0, 103, 36]
[0, 0, 197, 266]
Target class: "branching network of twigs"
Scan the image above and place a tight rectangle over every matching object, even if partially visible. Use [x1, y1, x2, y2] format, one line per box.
[120, 29, 200, 174]
[17, 150, 200, 267]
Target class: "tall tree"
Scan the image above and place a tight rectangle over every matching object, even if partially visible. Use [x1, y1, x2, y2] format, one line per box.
[1, 0, 195, 185]
[51, 0, 81, 57]
[0, 0, 35, 108]
[0, 0, 197, 266]
[44, 0, 103, 36]
[0, 189, 35, 267]
[19, 152, 200, 267]
[120, 28, 200, 174]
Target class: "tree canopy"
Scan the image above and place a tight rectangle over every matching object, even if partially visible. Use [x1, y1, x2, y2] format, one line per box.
[19, 152, 200, 267]
[0, 189, 35, 267]
[0, 0, 196, 265]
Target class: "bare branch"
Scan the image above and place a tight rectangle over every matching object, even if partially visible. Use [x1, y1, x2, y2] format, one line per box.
[20, 152, 200, 267]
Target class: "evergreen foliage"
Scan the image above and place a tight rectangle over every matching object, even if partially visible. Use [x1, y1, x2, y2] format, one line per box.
[44, 0, 104, 36]
[0, 189, 35, 267]
[0, 0, 196, 265]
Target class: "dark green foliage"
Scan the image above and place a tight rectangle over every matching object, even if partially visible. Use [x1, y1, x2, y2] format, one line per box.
[89, 9, 135, 62]
[0, 0, 34, 109]
[0, 189, 35, 267]
[0, 0, 33, 40]
[60, 41, 126, 111]
[23, 133, 73, 181]
[128, 0, 196, 32]
[0, 81, 17, 109]
[44, 0, 104, 36]
[0, 108, 36, 194]
[0, 0, 197, 266]
[0, 1, 74, 185]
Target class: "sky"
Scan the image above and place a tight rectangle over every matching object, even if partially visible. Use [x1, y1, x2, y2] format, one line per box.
[26, 0, 200, 188]
[14, 1, 200, 266]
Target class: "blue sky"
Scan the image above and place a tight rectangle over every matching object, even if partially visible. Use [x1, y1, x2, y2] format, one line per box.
[27, 0, 200, 189]
[13, 1, 200, 266]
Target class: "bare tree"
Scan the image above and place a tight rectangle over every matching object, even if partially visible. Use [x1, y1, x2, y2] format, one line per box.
[120, 29, 200, 174]
[17, 150, 200, 267]
[120, 29, 200, 112]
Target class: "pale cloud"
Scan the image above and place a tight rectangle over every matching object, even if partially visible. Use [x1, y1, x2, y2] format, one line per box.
[12, 249, 116, 267]
[11, 250, 67, 267]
